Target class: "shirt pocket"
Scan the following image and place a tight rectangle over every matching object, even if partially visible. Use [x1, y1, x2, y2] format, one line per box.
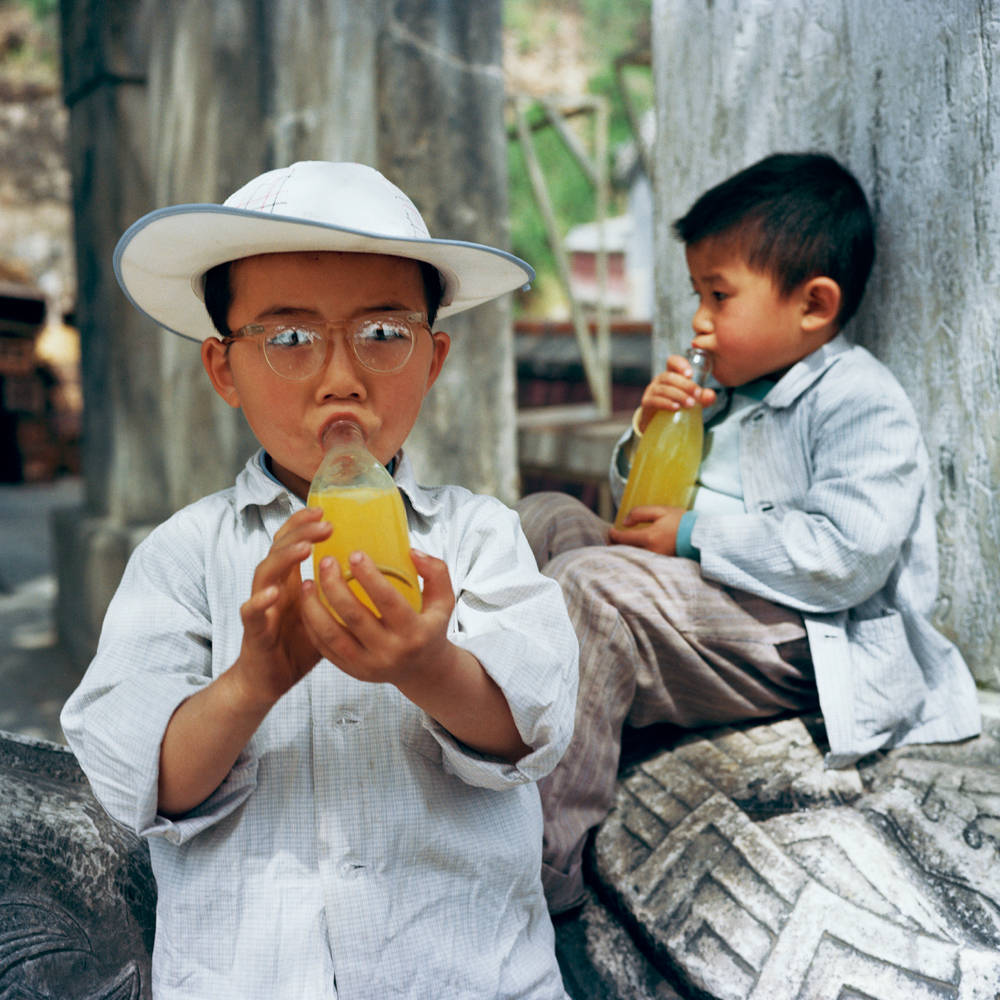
[847, 608, 924, 737]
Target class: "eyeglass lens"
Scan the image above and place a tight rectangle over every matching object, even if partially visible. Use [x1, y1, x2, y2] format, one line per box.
[256, 315, 418, 379]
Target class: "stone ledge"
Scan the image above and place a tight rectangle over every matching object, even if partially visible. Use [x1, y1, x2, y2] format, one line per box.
[4, 692, 999, 999]
[559, 690, 1000, 999]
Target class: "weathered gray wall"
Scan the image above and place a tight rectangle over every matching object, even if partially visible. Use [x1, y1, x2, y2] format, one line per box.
[146, 0, 380, 512]
[56, 0, 516, 666]
[651, 0, 1000, 687]
[378, 2, 518, 500]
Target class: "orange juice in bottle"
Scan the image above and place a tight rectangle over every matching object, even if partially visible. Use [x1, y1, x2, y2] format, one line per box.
[614, 347, 712, 529]
[307, 420, 421, 617]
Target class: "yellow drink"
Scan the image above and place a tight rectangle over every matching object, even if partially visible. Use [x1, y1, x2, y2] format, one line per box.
[614, 406, 705, 529]
[308, 486, 421, 616]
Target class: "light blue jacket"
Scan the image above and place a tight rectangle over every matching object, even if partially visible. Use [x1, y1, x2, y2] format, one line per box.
[613, 334, 981, 765]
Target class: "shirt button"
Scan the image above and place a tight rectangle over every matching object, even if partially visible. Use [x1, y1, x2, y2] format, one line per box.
[339, 858, 367, 878]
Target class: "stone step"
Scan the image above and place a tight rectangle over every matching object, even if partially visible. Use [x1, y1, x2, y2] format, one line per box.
[560, 690, 1000, 999]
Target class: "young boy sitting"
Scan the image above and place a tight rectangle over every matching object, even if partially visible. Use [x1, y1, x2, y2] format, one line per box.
[61, 161, 579, 999]
[517, 151, 981, 914]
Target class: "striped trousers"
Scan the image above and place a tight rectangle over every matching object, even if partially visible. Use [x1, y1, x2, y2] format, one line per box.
[517, 492, 818, 913]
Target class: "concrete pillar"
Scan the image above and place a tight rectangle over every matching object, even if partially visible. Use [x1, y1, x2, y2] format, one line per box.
[145, 0, 381, 513]
[650, 0, 1000, 686]
[377, 0, 519, 502]
[55, 0, 162, 666]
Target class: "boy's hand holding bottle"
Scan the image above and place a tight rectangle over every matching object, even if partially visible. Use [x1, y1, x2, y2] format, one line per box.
[609, 348, 716, 556]
[233, 506, 331, 709]
[636, 352, 717, 431]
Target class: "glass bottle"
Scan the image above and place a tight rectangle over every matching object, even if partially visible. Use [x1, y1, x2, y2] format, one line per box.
[613, 347, 712, 529]
[307, 420, 421, 617]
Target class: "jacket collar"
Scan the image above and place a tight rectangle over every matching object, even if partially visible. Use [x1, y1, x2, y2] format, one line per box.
[763, 333, 852, 409]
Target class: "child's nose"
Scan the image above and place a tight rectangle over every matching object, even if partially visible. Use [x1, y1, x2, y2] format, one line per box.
[316, 334, 366, 398]
[691, 302, 713, 334]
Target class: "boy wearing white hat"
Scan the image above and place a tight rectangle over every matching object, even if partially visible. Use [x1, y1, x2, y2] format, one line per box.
[61, 162, 578, 1000]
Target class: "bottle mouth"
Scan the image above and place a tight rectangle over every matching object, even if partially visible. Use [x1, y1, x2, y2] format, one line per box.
[685, 346, 713, 385]
[319, 418, 365, 451]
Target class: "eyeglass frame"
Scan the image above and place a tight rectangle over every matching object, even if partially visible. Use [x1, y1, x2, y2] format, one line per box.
[221, 310, 431, 380]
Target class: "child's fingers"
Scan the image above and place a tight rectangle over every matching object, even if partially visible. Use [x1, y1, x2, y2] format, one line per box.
[609, 506, 681, 556]
[300, 570, 410, 686]
[623, 504, 671, 523]
[252, 509, 331, 590]
[300, 577, 363, 651]
[642, 371, 703, 414]
[346, 552, 408, 621]
[272, 507, 331, 549]
[665, 353, 694, 376]
[313, 554, 382, 636]
[251, 539, 312, 593]
[409, 549, 454, 615]
[275, 505, 324, 530]
[608, 524, 645, 545]
[608, 522, 657, 550]
[238, 584, 282, 645]
[241, 584, 280, 622]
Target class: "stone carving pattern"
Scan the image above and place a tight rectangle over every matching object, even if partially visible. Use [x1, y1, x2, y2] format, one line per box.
[593, 714, 1000, 999]
[0, 900, 140, 1000]
[0, 733, 154, 1000]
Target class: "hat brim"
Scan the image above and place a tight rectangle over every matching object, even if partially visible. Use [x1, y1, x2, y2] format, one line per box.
[113, 204, 535, 341]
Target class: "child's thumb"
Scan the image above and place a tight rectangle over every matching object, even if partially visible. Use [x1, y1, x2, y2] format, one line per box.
[409, 548, 454, 609]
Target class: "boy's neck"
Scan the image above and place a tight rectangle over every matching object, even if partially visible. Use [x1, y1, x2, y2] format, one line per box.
[767, 324, 841, 382]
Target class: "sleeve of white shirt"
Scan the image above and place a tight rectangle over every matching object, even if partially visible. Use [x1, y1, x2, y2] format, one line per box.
[421, 496, 579, 790]
[693, 372, 928, 614]
[60, 509, 258, 842]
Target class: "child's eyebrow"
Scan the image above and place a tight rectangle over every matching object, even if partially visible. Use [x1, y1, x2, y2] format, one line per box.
[690, 270, 726, 285]
[250, 302, 415, 322]
[253, 305, 321, 320]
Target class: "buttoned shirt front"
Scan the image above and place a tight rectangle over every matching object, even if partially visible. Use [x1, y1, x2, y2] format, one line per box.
[61, 450, 578, 999]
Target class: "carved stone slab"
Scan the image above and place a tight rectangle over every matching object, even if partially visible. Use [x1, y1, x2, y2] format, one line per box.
[590, 697, 1000, 999]
[0, 730, 155, 1000]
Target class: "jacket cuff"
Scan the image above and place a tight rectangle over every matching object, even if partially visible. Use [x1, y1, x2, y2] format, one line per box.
[676, 511, 701, 561]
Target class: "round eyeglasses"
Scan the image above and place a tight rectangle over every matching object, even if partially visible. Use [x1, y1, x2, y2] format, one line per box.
[225, 311, 428, 380]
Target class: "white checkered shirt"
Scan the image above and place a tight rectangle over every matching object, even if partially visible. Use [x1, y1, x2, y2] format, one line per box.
[62, 451, 577, 999]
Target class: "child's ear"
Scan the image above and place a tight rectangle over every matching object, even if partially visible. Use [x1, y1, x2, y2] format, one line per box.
[201, 337, 241, 408]
[423, 330, 451, 393]
[800, 277, 841, 333]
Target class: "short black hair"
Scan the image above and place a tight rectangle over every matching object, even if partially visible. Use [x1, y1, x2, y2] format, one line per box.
[673, 152, 875, 327]
[202, 256, 444, 338]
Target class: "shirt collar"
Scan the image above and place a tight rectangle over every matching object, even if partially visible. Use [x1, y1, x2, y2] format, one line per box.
[392, 450, 444, 518]
[234, 449, 295, 515]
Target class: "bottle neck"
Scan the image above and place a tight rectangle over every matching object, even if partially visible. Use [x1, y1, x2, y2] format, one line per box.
[320, 419, 366, 454]
[686, 347, 712, 388]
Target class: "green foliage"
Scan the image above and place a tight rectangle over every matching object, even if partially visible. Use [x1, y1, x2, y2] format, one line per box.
[504, 0, 653, 315]
[579, 0, 652, 61]
[508, 115, 602, 312]
[23, 0, 57, 18]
